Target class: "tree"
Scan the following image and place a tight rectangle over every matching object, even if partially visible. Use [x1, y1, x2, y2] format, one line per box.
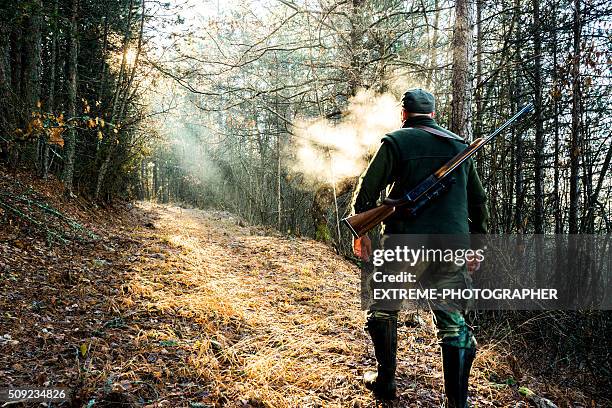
[62, 0, 79, 196]
[568, 0, 582, 235]
[450, 0, 473, 140]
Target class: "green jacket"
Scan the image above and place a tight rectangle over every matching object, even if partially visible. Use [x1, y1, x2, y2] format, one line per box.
[352, 116, 489, 234]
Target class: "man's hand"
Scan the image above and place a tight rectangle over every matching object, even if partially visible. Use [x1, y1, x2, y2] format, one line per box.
[353, 236, 372, 261]
[466, 257, 481, 275]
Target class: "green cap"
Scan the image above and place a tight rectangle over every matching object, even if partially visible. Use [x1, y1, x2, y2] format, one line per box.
[401, 88, 435, 113]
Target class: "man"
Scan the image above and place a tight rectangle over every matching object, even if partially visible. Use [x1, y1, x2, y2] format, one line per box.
[351, 89, 489, 406]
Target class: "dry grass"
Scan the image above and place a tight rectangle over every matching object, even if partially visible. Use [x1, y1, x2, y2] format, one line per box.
[125, 204, 370, 407]
[2, 184, 598, 407]
[114, 203, 532, 407]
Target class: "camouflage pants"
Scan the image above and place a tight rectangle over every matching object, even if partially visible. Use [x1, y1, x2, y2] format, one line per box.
[366, 236, 476, 349]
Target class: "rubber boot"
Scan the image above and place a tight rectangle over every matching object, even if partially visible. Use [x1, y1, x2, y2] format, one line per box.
[363, 315, 397, 400]
[441, 344, 476, 408]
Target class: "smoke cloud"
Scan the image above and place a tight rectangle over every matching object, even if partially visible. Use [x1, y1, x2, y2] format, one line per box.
[290, 89, 401, 184]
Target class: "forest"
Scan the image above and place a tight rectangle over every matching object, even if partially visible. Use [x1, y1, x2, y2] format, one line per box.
[1, 0, 611, 240]
[0, 0, 611, 406]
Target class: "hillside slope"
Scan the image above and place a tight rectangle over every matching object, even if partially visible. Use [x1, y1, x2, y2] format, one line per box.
[0, 171, 600, 407]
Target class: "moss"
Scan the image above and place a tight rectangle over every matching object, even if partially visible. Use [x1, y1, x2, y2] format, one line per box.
[315, 221, 332, 243]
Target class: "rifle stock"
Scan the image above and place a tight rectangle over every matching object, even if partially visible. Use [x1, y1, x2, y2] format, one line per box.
[343, 204, 396, 238]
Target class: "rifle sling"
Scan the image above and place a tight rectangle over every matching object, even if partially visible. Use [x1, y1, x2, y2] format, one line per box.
[413, 125, 466, 143]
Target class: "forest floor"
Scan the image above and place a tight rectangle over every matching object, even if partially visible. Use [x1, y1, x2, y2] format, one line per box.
[0, 168, 605, 408]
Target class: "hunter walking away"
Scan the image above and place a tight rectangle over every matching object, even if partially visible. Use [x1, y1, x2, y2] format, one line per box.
[351, 89, 490, 405]
[0, 0, 610, 407]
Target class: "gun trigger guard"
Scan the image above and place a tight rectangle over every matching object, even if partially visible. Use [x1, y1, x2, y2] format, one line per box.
[383, 197, 411, 206]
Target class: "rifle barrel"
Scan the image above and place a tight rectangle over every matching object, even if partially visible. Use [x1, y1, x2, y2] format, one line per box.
[440, 103, 534, 179]
[484, 102, 534, 144]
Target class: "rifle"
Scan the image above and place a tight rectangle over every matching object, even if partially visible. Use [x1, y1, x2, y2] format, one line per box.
[343, 103, 534, 239]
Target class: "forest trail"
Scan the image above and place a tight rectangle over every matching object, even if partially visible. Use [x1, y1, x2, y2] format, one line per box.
[128, 203, 374, 406]
[97, 202, 524, 407]
[0, 190, 575, 407]
[113, 203, 495, 407]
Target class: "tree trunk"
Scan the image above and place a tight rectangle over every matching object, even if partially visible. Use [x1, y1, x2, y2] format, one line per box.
[23, 0, 42, 111]
[514, 99, 524, 233]
[153, 161, 158, 200]
[43, 0, 59, 180]
[565, 0, 583, 303]
[552, 7, 562, 234]
[347, 0, 365, 96]
[425, 0, 440, 90]
[568, 0, 582, 234]
[62, 0, 79, 196]
[24, 0, 43, 172]
[94, 0, 139, 200]
[450, 0, 474, 140]
[474, 0, 483, 140]
[0, 19, 11, 137]
[9, 26, 22, 115]
[532, 0, 544, 285]
[141, 160, 148, 200]
[277, 134, 282, 230]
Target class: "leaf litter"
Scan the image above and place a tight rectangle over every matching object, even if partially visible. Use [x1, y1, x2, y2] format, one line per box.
[0, 169, 603, 407]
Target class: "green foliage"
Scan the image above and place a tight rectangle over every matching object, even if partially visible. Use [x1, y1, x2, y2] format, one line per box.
[315, 222, 333, 243]
[0, 0, 154, 200]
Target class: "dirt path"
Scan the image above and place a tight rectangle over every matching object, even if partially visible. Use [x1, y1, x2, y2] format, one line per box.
[129, 203, 371, 406]
[116, 203, 508, 407]
[3, 200, 575, 407]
